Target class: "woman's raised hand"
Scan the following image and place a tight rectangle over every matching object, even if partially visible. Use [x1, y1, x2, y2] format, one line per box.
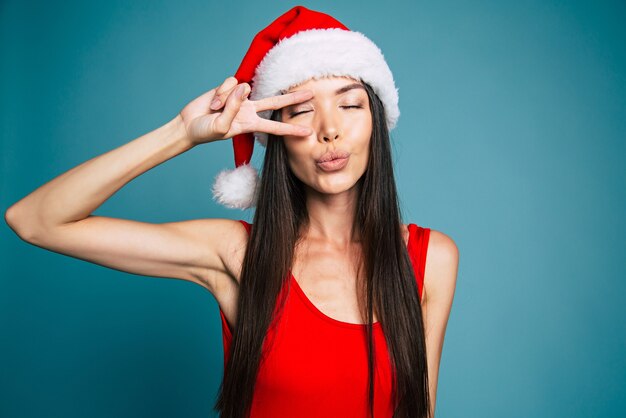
[178, 76, 314, 145]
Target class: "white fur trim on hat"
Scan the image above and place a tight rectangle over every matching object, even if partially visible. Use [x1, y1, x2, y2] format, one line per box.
[249, 28, 400, 147]
[211, 163, 260, 209]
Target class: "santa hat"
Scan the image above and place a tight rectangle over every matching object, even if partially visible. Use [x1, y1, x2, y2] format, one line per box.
[212, 5, 400, 209]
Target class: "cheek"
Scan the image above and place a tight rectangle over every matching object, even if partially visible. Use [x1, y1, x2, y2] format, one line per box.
[284, 141, 312, 177]
[355, 142, 370, 175]
[349, 109, 372, 142]
[350, 119, 372, 165]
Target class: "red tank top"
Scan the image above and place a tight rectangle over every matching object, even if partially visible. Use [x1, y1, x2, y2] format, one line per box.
[219, 220, 431, 417]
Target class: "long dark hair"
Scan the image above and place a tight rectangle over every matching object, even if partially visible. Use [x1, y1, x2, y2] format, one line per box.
[214, 80, 430, 418]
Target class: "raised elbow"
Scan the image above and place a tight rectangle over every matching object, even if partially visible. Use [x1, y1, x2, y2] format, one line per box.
[5, 205, 38, 242]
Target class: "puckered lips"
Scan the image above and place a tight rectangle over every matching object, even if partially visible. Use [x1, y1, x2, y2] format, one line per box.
[316, 150, 350, 172]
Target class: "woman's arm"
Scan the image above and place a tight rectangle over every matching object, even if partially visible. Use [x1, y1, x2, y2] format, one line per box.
[3, 115, 231, 288]
[6, 115, 192, 238]
[422, 230, 459, 417]
[4, 76, 314, 294]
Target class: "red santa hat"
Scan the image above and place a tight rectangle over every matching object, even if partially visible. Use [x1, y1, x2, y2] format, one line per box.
[212, 5, 400, 209]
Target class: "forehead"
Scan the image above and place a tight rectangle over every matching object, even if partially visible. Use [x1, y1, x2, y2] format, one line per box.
[283, 75, 365, 94]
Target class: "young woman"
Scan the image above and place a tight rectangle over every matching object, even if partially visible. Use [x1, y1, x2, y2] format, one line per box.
[5, 6, 458, 418]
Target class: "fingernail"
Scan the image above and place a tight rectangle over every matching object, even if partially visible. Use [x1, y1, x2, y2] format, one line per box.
[210, 98, 221, 109]
[238, 84, 247, 99]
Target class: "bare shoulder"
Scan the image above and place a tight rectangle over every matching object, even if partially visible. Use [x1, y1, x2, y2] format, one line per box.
[423, 229, 459, 304]
[166, 217, 249, 292]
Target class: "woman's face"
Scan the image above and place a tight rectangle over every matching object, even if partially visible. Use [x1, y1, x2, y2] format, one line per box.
[280, 76, 373, 196]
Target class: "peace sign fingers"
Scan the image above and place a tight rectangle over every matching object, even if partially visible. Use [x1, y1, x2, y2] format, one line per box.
[253, 89, 314, 114]
[253, 117, 313, 138]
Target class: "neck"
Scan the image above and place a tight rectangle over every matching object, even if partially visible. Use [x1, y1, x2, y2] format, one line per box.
[302, 184, 360, 247]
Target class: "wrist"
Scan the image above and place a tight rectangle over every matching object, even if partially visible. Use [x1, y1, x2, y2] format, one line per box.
[167, 114, 196, 150]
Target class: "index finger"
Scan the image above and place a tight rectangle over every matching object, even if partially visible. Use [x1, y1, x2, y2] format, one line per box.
[253, 89, 314, 113]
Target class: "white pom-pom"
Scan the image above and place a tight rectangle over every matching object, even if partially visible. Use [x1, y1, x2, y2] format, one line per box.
[211, 163, 260, 209]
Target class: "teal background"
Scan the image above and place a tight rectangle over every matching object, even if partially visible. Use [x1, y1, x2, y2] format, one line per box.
[2, 0, 625, 417]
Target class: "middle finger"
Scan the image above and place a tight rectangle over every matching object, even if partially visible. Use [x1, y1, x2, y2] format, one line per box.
[255, 118, 313, 137]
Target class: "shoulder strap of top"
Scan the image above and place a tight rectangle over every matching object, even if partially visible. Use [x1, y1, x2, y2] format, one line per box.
[238, 219, 252, 235]
[408, 223, 431, 302]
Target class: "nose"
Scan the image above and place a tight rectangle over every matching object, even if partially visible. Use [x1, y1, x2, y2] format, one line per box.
[317, 107, 341, 143]
[323, 132, 339, 142]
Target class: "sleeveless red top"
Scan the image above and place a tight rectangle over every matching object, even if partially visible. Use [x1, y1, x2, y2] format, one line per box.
[219, 220, 431, 417]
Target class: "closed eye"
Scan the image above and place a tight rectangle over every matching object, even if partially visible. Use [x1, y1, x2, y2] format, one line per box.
[289, 106, 362, 118]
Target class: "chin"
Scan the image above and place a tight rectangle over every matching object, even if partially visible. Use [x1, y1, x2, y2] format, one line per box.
[310, 176, 361, 195]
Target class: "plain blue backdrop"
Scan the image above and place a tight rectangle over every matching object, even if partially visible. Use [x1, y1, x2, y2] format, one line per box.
[1, 1, 624, 417]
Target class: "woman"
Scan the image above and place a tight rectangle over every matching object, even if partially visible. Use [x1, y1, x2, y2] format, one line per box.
[5, 6, 458, 418]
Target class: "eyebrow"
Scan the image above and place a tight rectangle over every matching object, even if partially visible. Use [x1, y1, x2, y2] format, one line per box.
[284, 83, 366, 111]
[334, 83, 366, 95]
